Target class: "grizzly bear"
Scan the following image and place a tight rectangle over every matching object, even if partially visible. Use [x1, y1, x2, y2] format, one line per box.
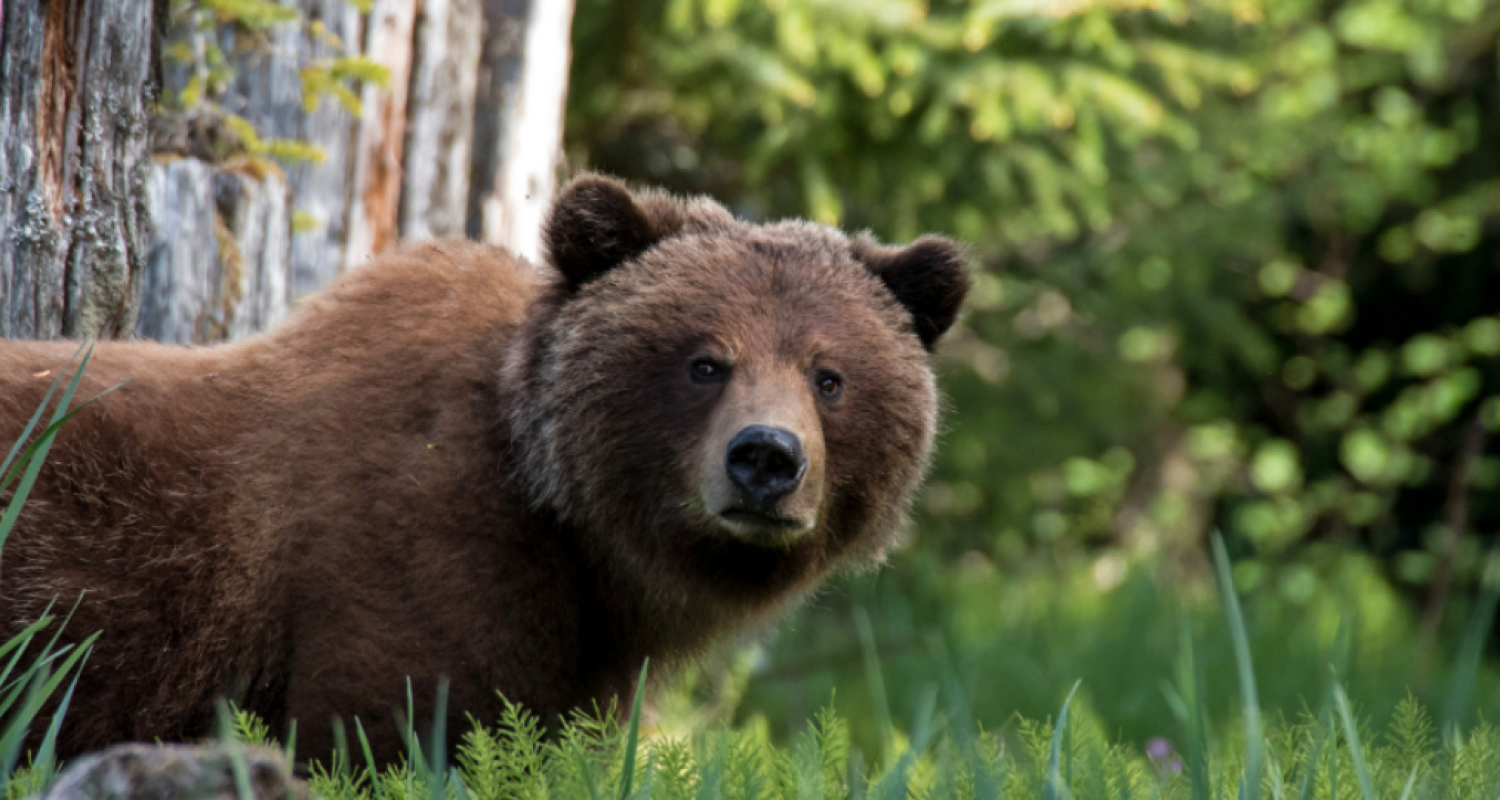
[0, 175, 969, 762]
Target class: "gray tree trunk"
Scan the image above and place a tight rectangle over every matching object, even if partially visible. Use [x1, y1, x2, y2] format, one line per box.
[470, 0, 575, 263]
[221, 0, 364, 297]
[399, 0, 484, 242]
[137, 159, 292, 345]
[0, 0, 162, 340]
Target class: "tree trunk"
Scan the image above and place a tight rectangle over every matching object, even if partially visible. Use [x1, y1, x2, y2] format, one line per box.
[0, 0, 161, 340]
[223, 0, 365, 296]
[470, 0, 576, 263]
[345, 0, 417, 268]
[136, 158, 293, 345]
[399, 0, 484, 243]
[3, 0, 575, 344]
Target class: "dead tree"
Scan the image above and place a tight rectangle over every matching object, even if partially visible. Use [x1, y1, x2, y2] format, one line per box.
[0, 0, 163, 340]
[1, 0, 576, 345]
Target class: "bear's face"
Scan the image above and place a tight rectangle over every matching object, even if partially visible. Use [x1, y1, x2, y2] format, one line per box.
[507, 176, 970, 601]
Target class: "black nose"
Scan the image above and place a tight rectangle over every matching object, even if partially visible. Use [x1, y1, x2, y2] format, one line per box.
[726, 425, 807, 511]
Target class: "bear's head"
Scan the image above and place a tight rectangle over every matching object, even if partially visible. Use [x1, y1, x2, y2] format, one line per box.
[506, 175, 970, 610]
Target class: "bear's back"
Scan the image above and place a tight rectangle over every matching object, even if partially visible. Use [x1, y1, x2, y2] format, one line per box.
[0, 240, 550, 755]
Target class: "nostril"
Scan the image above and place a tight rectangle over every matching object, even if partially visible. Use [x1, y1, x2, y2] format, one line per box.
[763, 449, 796, 480]
[725, 425, 807, 505]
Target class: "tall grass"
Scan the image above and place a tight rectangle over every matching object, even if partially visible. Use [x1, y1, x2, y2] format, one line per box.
[0, 347, 106, 797]
[185, 663, 1500, 800]
[73, 527, 1492, 799]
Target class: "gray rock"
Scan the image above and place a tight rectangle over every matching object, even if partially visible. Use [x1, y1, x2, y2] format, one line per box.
[37, 743, 305, 800]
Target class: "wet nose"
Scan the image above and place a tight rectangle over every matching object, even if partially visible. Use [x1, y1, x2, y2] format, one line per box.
[726, 425, 807, 510]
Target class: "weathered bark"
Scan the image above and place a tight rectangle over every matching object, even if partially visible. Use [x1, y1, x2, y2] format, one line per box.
[0, 0, 159, 340]
[2, 0, 576, 345]
[222, 0, 363, 295]
[472, 0, 575, 262]
[344, 0, 417, 268]
[466, 0, 529, 243]
[137, 158, 292, 345]
[136, 158, 217, 343]
[219, 165, 294, 340]
[399, 0, 484, 242]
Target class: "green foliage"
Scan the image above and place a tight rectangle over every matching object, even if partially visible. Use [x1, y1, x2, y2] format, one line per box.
[569, 0, 1500, 569]
[726, 549, 1500, 757]
[22, 688, 1493, 800]
[569, 0, 1500, 751]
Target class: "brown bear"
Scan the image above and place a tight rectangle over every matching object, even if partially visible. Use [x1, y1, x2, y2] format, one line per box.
[0, 175, 969, 763]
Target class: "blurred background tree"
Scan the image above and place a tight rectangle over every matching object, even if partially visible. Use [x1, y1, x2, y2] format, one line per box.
[566, 0, 1500, 749]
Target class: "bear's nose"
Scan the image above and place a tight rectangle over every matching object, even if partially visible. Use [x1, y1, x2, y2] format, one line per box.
[726, 425, 807, 511]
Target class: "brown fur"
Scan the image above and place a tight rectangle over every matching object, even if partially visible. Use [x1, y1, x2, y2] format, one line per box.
[0, 176, 969, 762]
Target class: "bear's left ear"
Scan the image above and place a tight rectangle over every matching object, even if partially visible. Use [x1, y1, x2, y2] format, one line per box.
[851, 234, 972, 351]
[543, 175, 660, 291]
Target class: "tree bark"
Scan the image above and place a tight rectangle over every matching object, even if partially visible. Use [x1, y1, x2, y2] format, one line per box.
[223, 0, 364, 295]
[4, 0, 575, 344]
[470, 0, 576, 263]
[137, 158, 292, 345]
[345, 0, 417, 268]
[399, 0, 484, 243]
[0, 0, 160, 340]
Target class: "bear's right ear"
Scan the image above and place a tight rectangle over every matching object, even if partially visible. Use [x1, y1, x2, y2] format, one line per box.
[543, 175, 660, 291]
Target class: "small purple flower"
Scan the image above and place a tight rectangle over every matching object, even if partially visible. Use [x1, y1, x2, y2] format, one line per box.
[1146, 737, 1183, 775]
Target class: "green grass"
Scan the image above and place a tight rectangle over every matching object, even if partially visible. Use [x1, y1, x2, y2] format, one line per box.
[53, 670, 1488, 800]
[725, 542, 1500, 760]
[14, 528, 1497, 800]
[0, 346, 104, 797]
[286, 531, 1498, 798]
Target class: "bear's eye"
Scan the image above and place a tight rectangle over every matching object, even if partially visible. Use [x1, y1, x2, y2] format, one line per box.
[689, 357, 730, 384]
[814, 370, 843, 400]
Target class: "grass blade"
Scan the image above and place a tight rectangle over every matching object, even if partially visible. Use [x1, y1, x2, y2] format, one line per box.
[284, 719, 297, 773]
[1332, 680, 1377, 800]
[617, 659, 648, 800]
[32, 639, 93, 786]
[332, 717, 350, 779]
[0, 384, 125, 497]
[1169, 614, 1213, 800]
[0, 344, 86, 480]
[1294, 702, 1333, 800]
[0, 378, 129, 553]
[853, 607, 895, 766]
[0, 667, 49, 783]
[1042, 679, 1082, 800]
[1212, 531, 1264, 800]
[1267, 752, 1286, 800]
[1397, 764, 1419, 800]
[0, 615, 53, 684]
[1441, 547, 1500, 740]
[217, 699, 257, 800]
[574, 742, 603, 800]
[429, 680, 449, 800]
[354, 718, 387, 800]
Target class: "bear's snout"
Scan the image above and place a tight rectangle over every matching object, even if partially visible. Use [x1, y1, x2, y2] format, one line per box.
[725, 425, 807, 511]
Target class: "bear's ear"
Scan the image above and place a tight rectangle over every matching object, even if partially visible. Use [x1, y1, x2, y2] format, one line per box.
[543, 175, 660, 291]
[851, 234, 972, 351]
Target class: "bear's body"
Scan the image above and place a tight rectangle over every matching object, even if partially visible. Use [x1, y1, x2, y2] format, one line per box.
[0, 177, 969, 761]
